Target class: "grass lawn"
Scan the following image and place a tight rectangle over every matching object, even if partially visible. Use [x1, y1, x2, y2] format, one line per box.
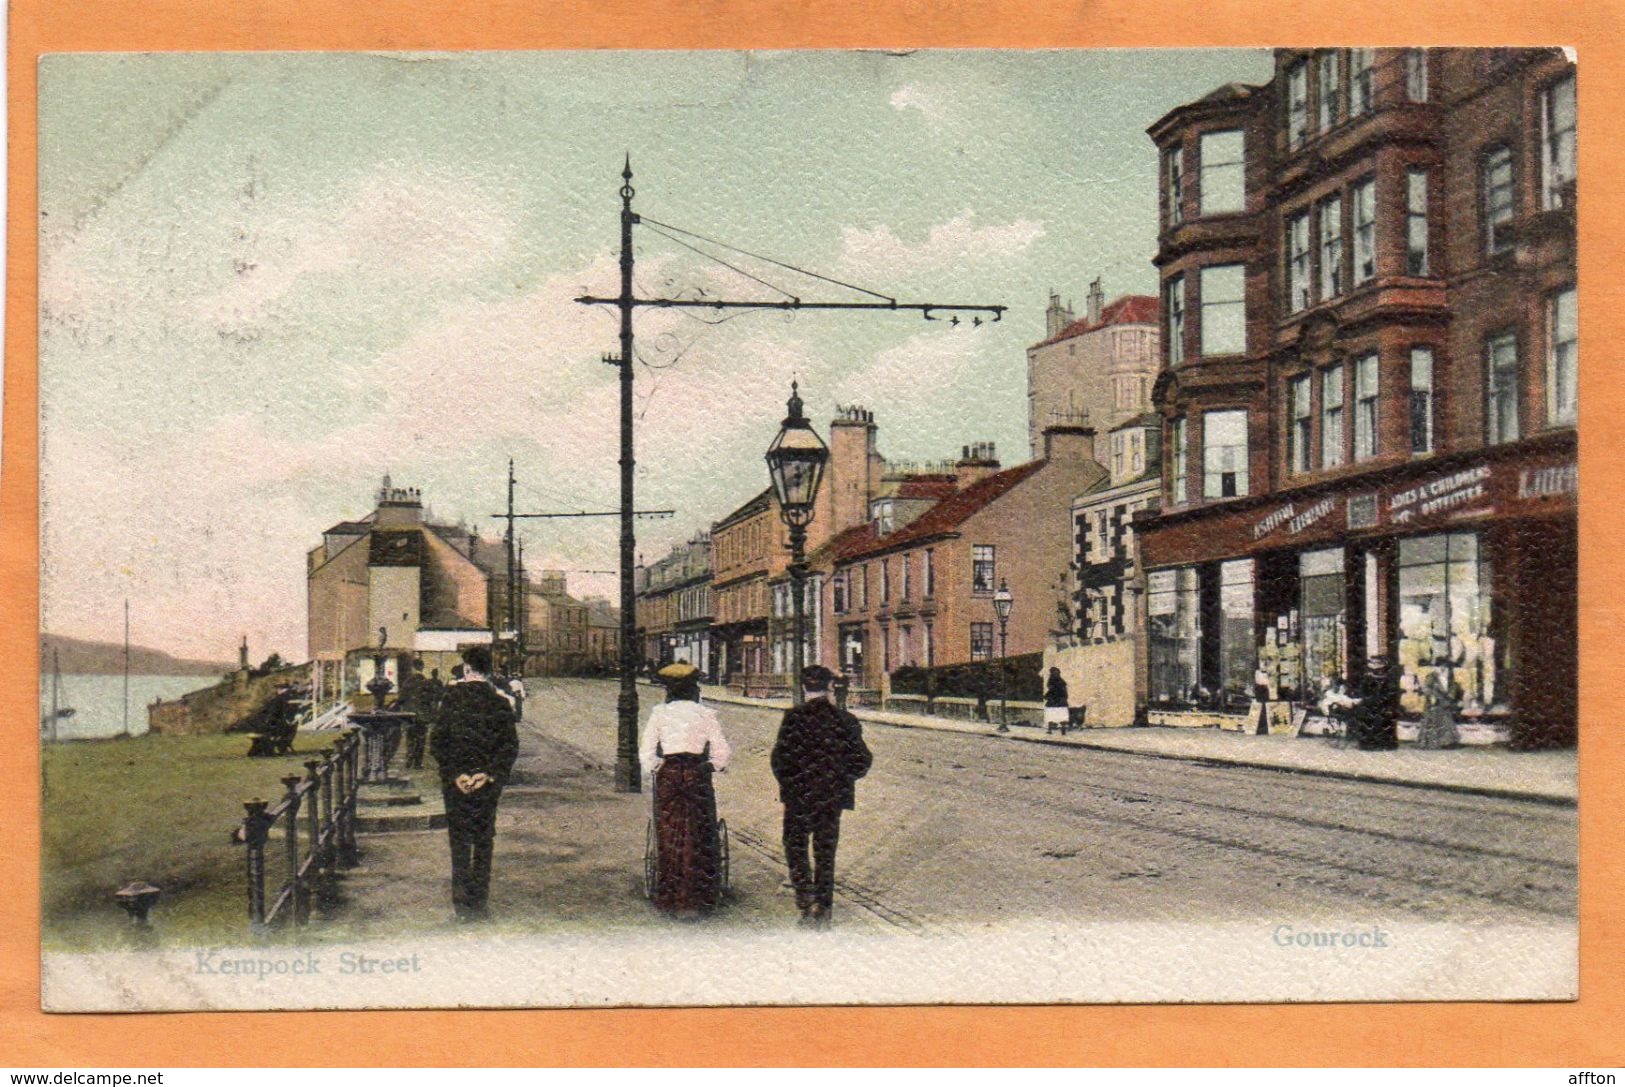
[41, 731, 380, 950]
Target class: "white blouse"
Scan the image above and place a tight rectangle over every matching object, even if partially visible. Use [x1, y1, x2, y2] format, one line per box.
[639, 700, 732, 772]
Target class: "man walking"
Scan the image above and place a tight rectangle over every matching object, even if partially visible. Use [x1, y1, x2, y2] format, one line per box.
[396, 658, 433, 771]
[429, 645, 519, 922]
[771, 664, 873, 929]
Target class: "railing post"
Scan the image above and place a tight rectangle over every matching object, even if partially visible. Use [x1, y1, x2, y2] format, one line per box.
[243, 799, 270, 930]
[304, 758, 324, 869]
[280, 775, 306, 925]
[338, 732, 360, 867]
[318, 751, 335, 871]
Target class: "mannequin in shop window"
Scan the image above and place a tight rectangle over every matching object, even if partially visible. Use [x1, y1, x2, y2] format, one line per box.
[1417, 660, 1462, 749]
[1350, 655, 1400, 751]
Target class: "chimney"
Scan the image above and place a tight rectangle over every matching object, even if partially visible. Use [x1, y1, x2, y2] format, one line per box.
[955, 441, 1001, 490]
[1045, 291, 1074, 339]
[1087, 278, 1104, 325]
[375, 480, 424, 527]
[1042, 424, 1097, 465]
[829, 405, 880, 534]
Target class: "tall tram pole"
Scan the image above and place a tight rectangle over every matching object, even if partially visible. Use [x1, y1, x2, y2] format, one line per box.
[504, 458, 518, 677]
[578, 157, 1004, 793]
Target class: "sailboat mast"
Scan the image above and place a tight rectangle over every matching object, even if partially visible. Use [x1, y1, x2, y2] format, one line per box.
[49, 648, 59, 743]
[123, 599, 130, 737]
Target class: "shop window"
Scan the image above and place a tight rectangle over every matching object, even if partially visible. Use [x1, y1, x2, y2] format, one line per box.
[1199, 129, 1245, 216]
[1542, 74, 1576, 210]
[1482, 145, 1515, 256]
[1286, 60, 1309, 148]
[1352, 178, 1377, 285]
[1406, 169, 1430, 276]
[1354, 352, 1379, 461]
[1202, 409, 1249, 498]
[970, 621, 994, 662]
[1300, 548, 1348, 701]
[971, 545, 996, 594]
[1219, 559, 1257, 706]
[1485, 330, 1520, 444]
[1199, 264, 1246, 356]
[1349, 48, 1374, 116]
[1170, 416, 1188, 503]
[1317, 52, 1342, 131]
[1397, 532, 1506, 718]
[1148, 567, 1201, 705]
[1165, 275, 1186, 365]
[1405, 48, 1429, 102]
[1289, 374, 1313, 474]
[1410, 347, 1435, 454]
[1165, 144, 1184, 227]
[1318, 194, 1343, 299]
[1286, 212, 1311, 314]
[1321, 365, 1345, 469]
[1548, 287, 1578, 427]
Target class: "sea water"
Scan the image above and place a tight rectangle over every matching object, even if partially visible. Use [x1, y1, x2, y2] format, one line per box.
[38, 673, 221, 740]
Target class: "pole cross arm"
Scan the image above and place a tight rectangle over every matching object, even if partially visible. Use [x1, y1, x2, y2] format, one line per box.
[489, 509, 675, 519]
[575, 295, 1005, 320]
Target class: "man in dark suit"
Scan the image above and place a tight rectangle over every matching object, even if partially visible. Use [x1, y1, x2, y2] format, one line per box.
[771, 664, 873, 928]
[429, 644, 519, 922]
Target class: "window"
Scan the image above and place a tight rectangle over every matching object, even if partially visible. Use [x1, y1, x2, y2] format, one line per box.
[1405, 48, 1429, 101]
[1354, 352, 1379, 461]
[1406, 169, 1430, 275]
[1219, 559, 1257, 705]
[1542, 74, 1576, 210]
[1409, 347, 1435, 454]
[1317, 52, 1342, 131]
[874, 500, 895, 536]
[1165, 275, 1186, 365]
[1148, 567, 1201, 705]
[1485, 330, 1520, 444]
[858, 563, 869, 610]
[1112, 433, 1126, 477]
[879, 558, 890, 603]
[1548, 287, 1578, 426]
[1300, 548, 1348, 700]
[924, 548, 936, 597]
[1132, 434, 1144, 473]
[970, 622, 994, 662]
[923, 623, 934, 667]
[1318, 195, 1344, 299]
[1482, 145, 1515, 255]
[832, 572, 847, 614]
[1289, 374, 1313, 474]
[1165, 145, 1184, 226]
[1397, 533, 1505, 717]
[1287, 60, 1309, 148]
[1352, 178, 1377, 284]
[1199, 130, 1245, 215]
[1350, 48, 1374, 116]
[1170, 417, 1188, 504]
[1202, 409, 1249, 498]
[1322, 364, 1346, 469]
[971, 545, 996, 594]
[1286, 211, 1311, 313]
[901, 553, 912, 601]
[1200, 264, 1246, 355]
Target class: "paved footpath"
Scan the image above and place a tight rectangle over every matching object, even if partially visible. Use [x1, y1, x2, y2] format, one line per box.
[697, 685, 1577, 806]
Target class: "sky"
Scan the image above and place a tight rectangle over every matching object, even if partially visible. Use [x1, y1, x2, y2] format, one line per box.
[38, 48, 1272, 662]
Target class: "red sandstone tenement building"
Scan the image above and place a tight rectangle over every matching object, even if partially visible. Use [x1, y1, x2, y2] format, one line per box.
[1140, 48, 1577, 747]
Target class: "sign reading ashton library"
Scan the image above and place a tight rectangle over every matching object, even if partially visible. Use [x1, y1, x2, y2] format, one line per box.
[1138, 435, 1577, 569]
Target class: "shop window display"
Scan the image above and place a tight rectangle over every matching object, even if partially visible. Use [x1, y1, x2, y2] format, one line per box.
[1299, 547, 1347, 701]
[1219, 559, 1256, 705]
[1397, 532, 1506, 718]
[1148, 567, 1201, 705]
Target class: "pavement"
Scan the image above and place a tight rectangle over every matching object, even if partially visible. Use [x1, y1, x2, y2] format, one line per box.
[687, 682, 1578, 806]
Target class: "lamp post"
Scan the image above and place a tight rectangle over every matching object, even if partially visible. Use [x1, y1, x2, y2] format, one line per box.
[993, 579, 1013, 732]
[765, 382, 830, 706]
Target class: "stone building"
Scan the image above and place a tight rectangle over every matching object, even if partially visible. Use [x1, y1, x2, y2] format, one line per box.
[1025, 281, 1160, 458]
[1141, 48, 1576, 746]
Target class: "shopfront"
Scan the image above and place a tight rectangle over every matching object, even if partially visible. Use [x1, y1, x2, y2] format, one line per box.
[1138, 433, 1576, 747]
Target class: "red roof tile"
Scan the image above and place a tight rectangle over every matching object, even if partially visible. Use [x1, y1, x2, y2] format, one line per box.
[1031, 294, 1159, 348]
[893, 477, 957, 501]
[840, 460, 1050, 562]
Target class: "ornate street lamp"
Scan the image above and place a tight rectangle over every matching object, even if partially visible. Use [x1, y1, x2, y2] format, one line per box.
[765, 381, 830, 706]
[993, 579, 1014, 732]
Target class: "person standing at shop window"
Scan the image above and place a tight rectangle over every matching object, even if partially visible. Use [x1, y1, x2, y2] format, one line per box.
[1351, 655, 1400, 751]
[1417, 661, 1462, 749]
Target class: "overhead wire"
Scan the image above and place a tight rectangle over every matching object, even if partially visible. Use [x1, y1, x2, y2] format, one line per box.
[639, 214, 896, 304]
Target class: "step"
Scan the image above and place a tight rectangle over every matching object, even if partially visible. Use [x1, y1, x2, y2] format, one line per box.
[356, 800, 446, 833]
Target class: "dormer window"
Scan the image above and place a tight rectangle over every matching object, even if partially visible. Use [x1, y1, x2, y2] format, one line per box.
[873, 499, 895, 536]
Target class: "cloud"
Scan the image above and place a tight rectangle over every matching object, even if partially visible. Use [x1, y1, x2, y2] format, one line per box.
[836, 211, 1045, 282]
[889, 83, 947, 126]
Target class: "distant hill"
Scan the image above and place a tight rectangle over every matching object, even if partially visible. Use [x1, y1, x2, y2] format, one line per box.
[40, 633, 240, 677]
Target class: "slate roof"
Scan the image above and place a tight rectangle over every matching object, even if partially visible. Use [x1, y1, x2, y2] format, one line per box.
[1031, 295, 1160, 349]
[368, 529, 424, 567]
[836, 460, 1049, 563]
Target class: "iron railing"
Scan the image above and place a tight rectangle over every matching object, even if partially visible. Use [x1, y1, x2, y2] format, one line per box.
[234, 729, 362, 930]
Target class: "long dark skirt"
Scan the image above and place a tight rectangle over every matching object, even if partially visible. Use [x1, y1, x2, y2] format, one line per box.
[652, 754, 720, 912]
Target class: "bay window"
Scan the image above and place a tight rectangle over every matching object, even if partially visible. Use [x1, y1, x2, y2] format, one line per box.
[1485, 330, 1520, 444]
[1409, 346, 1435, 454]
[1199, 264, 1246, 356]
[1548, 287, 1577, 426]
[1353, 178, 1377, 284]
[1289, 374, 1312, 474]
[1170, 416, 1188, 504]
[1354, 352, 1379, 461]
[1165, 144, 1185, 227]
[1199, 130, 1245, 216]
[1406, 169, 1430, 276]
[1322, 364, 1345, 469]
[1165, 275, 1186, 365]
[1202, 409, 1249, 498]
[1482, 145, 1514, 255]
